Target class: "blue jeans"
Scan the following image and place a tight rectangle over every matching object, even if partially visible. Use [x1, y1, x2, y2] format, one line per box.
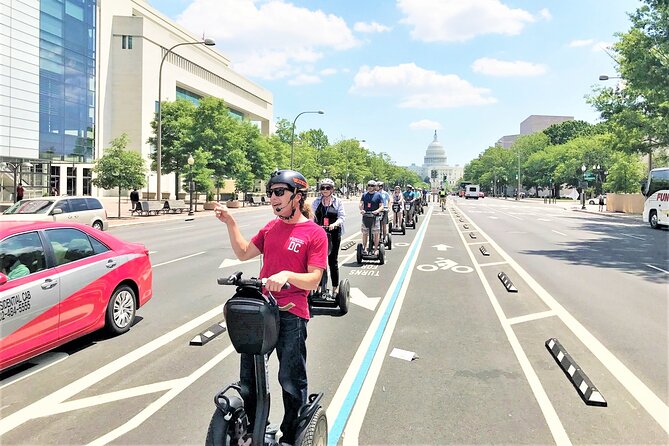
[240, 312, 308, 444]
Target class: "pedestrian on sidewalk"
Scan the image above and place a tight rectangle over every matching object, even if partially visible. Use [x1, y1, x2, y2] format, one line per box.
[130, 188, 140, 211]
[598, 194, 605, 212]
[16, 184, 24, 202]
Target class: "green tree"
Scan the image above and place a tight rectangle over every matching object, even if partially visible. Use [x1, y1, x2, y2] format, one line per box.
[543, 120, 599, 145]
[604, 151, 646, 193]
[587, 0, 669, 170]
[92, 134, 146, 218]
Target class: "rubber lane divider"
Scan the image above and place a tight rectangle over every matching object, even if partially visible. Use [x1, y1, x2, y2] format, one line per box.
[340, 241, 356, 251]
[189, 321, 227, 346]
[463, 224, 469, 229]
[545, 338, 607, 407]
[497, 271, 518, 292]
[469, 232, 477, 239]
[479, 246, 490, 256]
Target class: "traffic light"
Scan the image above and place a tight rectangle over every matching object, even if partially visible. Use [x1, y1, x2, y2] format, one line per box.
[431, 169, 437, 179]
[443, 174, 448, 182]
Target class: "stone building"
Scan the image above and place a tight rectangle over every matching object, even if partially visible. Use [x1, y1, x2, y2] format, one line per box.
[407, 131, 464, 191]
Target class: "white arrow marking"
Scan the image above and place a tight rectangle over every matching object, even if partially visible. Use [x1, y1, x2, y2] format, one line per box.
[432, 244, 453, 251]
[349, 287, 381, 311]
[218, 258, 260, 269]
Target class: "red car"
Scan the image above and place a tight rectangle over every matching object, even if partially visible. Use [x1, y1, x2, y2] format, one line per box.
[0, 220, 152, 370]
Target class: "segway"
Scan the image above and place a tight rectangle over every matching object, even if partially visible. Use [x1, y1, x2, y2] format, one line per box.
[403, 202, 416, 229]
[308, 226, 350, 317]
[356, 211, 385, 265]
[205, 272, 327, 446]
[389, 203, 406, 236]
[381, 210, 392, 250]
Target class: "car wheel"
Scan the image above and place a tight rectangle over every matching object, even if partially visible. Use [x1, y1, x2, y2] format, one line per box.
[105, 285, 136, 336]
[92, 220, 104, 231]
[588, 200, 595, 205]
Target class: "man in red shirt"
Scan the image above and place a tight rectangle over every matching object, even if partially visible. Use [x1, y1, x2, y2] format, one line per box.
[214, 169, 327, 445]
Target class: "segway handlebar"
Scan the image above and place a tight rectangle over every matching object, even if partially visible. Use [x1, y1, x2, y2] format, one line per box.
[217, 271, 290, 290]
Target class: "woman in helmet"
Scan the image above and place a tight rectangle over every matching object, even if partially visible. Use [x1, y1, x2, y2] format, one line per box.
[312, 178, 346, 294]
[214, 169, 328, 445]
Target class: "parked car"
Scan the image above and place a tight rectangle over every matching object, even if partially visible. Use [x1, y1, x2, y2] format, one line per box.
[1, 196, 108, 231]
[588, 196, 607, 205]
[0, 220, 152, 371]
[478, 191, 485, 198]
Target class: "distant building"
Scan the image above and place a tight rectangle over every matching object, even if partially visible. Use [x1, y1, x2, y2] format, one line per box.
[406, 131, 464, 190]
[495, 114, 574, 148]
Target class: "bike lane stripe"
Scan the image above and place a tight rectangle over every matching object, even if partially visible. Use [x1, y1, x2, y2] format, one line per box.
[327, 206, 433, 446]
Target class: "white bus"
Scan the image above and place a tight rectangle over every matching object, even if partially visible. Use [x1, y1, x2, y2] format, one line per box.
[641, 167, 669, 229]
[465, 184, 480, 199]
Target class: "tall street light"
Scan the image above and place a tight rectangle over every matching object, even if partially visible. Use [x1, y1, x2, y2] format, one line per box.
[290, 110, 324, 169]
[156, 38, 215, 202]
[598, 74, 622, 81]
[187, 153, 195, 216]
[0, 160, 33, 202]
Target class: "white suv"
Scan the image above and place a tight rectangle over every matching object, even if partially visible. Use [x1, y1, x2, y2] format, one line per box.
[1, 196, 108, 231]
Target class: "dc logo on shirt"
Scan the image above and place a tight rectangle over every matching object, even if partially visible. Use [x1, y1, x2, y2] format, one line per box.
[287, 236, 304, 253]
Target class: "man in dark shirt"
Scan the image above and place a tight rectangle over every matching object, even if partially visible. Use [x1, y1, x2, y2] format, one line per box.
[130, 188, 140, 211]
[359, 180, 384, 255]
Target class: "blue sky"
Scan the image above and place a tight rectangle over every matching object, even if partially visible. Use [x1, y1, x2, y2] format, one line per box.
[146, 0, 640, 168]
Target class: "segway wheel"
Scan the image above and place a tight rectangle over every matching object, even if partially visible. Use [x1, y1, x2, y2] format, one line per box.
[386, 233, 392, 250]
[378, 244, 385, 265]
[356, 243, 363, 265]
[205, 408, 231, 446]
[295, 407, 327, 446]
[401, 223, 406, 235]
[337, 279, 350, 316]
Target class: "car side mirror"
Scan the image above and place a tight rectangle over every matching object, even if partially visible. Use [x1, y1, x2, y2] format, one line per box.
[52, 208, 63, 215]
[0, 272, 7, 286]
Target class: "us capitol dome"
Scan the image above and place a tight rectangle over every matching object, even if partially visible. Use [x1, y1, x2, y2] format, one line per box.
[407, 130, 464, 191]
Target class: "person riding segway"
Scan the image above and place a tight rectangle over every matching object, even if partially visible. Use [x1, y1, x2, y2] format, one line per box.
[212, 169, 328, 446]
[310, 178, 350, 316]
[357, 180, 385, 265]
[389, 185, 406, 235]
[376, 181, 392, 250]
[402, 184, 417, 229]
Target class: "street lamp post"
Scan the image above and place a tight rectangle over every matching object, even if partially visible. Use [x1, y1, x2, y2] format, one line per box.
[156, 38, 215, 201]
[581, 164, 587, 209]
[187, 153, 195, 216]
[0, 160, 33, 202]
[289, 110, 324, 169]
[516, 148, 521, 200]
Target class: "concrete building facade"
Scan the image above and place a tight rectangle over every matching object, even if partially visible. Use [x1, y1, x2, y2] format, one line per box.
[495, 114, 574, 148]
[0, 0, 273, 202]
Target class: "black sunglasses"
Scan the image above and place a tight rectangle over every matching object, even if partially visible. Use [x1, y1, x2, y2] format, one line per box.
[320, 186, 332, 191]
[267, 187, 290, 198]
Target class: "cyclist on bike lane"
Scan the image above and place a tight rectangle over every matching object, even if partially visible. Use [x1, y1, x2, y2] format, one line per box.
[214, 170, 328, 445]
[312, 178, 346, 295]
[359, 180, 384, 255]
[376, 181, 391, 242]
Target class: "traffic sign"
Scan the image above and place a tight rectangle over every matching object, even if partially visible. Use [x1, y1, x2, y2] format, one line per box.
[584, 173, 596, 181]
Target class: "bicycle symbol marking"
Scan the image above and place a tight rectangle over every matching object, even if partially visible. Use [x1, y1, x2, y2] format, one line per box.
[416, 257, 473, 273]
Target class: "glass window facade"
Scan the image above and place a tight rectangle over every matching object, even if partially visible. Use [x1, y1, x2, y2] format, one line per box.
[39, 0, 96, 163]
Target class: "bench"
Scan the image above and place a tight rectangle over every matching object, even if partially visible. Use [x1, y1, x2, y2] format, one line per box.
[130, 201, 164, 216]
[163, 199, 189, 213]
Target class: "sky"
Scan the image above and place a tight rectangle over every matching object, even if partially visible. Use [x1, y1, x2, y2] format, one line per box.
[145, 0, 641, 168]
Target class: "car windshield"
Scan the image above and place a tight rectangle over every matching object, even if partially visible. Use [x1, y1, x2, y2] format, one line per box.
[3, 200, 54, 215]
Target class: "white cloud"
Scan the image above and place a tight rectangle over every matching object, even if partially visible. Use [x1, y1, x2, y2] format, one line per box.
[410, 119, 442, 130]
[320, 68, 338, 76]
[538, 8, 552, 20]
[354, 21, 392, 33]
[177, 0, 359, 79]
[397, 0, 536, 42]
[288, 74, 322, 85]
[471, 58, 547, 76]
[350, 63, 496, 108]
[569, 39, 594, 48]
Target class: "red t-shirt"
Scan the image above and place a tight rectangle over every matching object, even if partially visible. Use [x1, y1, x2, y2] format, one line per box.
[251, 218, 328, 319]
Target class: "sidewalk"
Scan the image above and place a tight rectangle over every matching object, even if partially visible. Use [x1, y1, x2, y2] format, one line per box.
[489, 197, 642, 219]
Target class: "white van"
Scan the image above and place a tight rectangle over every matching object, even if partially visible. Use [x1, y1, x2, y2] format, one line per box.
[1, 196, 109, 230]
[465, 184, 480, 199]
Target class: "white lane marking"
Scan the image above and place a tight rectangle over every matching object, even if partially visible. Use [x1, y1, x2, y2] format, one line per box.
[333, 208, 433, 445]
[468, 241, 490, 245]
[489, 216, 499, 219]
[460, 208, 669, 435]
[42, 379, 185, 416]
[646, 264, 669, 274]
[218, 258, 259, 268]
[152, 251, 206, 267]
[621, 233, 645, 240]
[551, 230, 567, 236]
[538, 218, 551, 222]
[87, 346, 236, 446]
[478, 261, 508, 267]
[0, 352, 69, 391]
[0, 304, 226, 436]
[452, 206, 571, 445]
[508, 311, 557, 326]
[163, 226, 194, 231]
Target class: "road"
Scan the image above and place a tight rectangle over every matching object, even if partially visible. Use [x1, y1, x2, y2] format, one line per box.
[0, 197, 667, 445]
